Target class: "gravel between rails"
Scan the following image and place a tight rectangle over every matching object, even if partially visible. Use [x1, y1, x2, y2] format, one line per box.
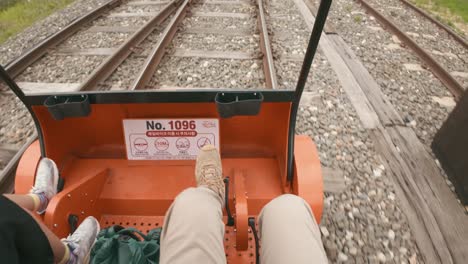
[269, 0, 422, 262]
[113, 3, 163, 13]
[365, 0, 468, 88]
[99, 54, 147, 89]
[191, 3, 255, 13]
[59, 32, 131, 49]
[182, 16, 257, 30]
[148, 56, 265, 88]
[92, 16, 151, 27]
[143, 1, 266, 89]
[16, 55, 105, 83]
[100, 15, 173, 89]
[173, 33, 260, 52]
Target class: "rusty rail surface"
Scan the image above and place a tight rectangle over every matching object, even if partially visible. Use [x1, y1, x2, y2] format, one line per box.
[79, 0, 182, 90]
[5, 0, 121, 78]
[356, 0, 464, 101]
[257, 0, 278, 89]
[398, 0, 467, 49]
[131, 0, 190, 89]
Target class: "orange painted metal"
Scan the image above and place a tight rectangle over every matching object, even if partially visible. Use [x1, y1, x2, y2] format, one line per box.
[45, 169, 108, 237]
[14, 102, 323, 263]
[233, 170, 249, 251]
[15, 140, 41, 194]
[293, 135, 324, 223]
[30, 103, 291, 181]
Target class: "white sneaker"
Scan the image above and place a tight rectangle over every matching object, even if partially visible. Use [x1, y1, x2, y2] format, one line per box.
[62, 216, 100, 264]
[30, 157, 59, 200]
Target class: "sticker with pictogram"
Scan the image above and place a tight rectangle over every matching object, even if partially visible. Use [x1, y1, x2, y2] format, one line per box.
[123, 118, 219, 160]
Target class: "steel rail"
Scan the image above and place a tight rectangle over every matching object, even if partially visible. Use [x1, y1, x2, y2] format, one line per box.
[79, 0, 182, 90]
[256, 0, 278, 89]
[356, 0, 464, 101]
[5, 0, 120, 78]
[398, 0, 467, 49]
[131, 0, 190, 90]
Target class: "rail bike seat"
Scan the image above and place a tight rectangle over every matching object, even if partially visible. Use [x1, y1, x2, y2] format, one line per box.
[8, 90, 323, 263]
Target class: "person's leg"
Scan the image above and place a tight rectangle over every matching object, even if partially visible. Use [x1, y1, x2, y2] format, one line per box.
[3, 194, 35, 211]
[4, 157, 59, 214]
[0, 195, 55, 264]
[1, 157, 61, 263]
[258, 194, 328, 264]
[160, 145, 226, 264]
[160, 187, 226, 264]
[2, 157, 99, 264]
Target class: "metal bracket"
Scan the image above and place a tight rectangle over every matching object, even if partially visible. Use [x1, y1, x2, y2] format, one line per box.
[68, 214, 78, 234]
[248, 217, 260, 264]
[224, 177, 235, 226]
[233, 170, 248, 251]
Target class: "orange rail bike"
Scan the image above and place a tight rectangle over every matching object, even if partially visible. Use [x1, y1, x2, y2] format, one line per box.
[0, 0, 332, 262]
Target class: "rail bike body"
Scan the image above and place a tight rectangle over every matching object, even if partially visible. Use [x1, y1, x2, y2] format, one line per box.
[0, 0, 332, 263]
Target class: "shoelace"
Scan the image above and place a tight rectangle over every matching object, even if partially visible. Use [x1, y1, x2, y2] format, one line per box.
[200, 165, 222, 189]
[63, 221, 94, 256]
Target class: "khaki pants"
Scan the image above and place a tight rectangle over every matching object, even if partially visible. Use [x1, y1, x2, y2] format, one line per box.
[160, 187, 328, 264]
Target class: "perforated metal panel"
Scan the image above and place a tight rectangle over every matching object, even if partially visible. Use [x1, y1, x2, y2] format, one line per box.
[99, 215, 257, 263]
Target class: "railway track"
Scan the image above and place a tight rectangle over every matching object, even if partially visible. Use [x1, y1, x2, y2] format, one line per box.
[355, 0, 467, 100]
[0, 0, 279, 192]
[397, 0, 467, 49]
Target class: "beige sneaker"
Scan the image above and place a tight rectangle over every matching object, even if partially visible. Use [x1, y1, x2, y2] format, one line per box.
[195, 144, 225, 202]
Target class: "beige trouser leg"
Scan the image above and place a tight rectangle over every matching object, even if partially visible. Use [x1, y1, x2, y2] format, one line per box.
[161, 190, 327, 264]
[160, 187, 226, 264]
[259, 194, 328, 264]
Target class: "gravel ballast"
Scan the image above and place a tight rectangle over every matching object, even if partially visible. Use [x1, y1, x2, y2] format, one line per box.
[319, 0, 455, 148]
[148, 56, 265, 89]
[16, 55, 105, 83]
[269, 0, 424, 262]
[183, 16, 257, 30]
[174, 33, 260, 52]
[364, 0, 468, 88]
[92, 16, 150, 27]
[59, 32, 131, 49]
[192, 2, 255, 13]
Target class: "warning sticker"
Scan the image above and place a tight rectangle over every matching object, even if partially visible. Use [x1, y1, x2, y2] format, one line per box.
[123, 119, 219, 160]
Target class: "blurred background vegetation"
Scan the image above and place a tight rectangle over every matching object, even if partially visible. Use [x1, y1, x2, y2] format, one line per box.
[0, 0, 73, 44]
[411, 0, 467, 36]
